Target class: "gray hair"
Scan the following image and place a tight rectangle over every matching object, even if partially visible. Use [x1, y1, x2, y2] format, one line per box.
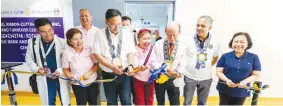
[79, 8, 91, 15]
[198, 15, 213, 25]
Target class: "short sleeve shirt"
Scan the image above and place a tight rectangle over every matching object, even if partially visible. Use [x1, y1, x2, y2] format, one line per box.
[92, 27, 136, 72]
[216, 51, 261, 97]
[62, 46, 97, 85]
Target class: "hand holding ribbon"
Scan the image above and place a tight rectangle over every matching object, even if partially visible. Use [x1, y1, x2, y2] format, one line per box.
[50, 71, 60, 79]
[237, 80, 248, 88]
[37, 68, 47, 75]
[139, 66, 148, 72]
[125, 66, 135, 76]
[132, 66, 148, 73]
[111, 65, 123, 75]
[167, 69, 181, 78]
[226, 79, 237, 88]
[80, 71, 94, 81]
[68, 76, 77, 85]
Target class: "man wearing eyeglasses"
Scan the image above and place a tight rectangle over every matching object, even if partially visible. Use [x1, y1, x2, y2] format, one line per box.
[92, 9, 136, 105]
[25, 18, 70, 105]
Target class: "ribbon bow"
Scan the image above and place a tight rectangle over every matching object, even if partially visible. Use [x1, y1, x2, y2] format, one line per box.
[148, 63, 168, 84]
[247, 84, 270, 94]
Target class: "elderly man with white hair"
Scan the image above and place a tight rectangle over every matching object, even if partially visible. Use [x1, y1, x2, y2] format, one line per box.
[151, 22, 195, 105]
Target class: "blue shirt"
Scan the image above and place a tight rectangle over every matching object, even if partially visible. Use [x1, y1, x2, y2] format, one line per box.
[39, 40, 57, 73]
[216, 51, 261, 97]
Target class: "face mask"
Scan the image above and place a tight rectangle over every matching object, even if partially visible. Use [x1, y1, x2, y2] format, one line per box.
[121, 26, 131, 30]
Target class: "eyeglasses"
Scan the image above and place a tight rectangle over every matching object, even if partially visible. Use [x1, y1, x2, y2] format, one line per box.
[38, 29, 53, 36]
[107, 21, 122, 28]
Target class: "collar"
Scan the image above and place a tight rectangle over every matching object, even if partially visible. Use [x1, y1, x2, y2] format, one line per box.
[41, 38, 54, 45]
[196, 33, 210, 42]
[156, 36, 162, 40]
[231, 51, 248, 58]
[107, 28, 120, 38]
[166, 40, 177, 45]
[68, 45, 88, 53]
[80, 24, 94, 31]
[136, 45, 149, 53]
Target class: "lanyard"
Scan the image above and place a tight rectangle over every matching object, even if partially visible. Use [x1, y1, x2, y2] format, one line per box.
[105, 28, 123, 59]
[163, 40, 179, 61]
[194, 33, 211, 52]
[40, 38, 55, 68]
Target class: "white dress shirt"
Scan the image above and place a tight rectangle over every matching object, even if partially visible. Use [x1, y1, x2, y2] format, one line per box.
[150, 36, 193, 87]
[75, 25, 100, 48]
[92, 27, 136, 72]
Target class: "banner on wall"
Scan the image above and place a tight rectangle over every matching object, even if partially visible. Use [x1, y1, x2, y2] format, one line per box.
[1, 4, 64, 63]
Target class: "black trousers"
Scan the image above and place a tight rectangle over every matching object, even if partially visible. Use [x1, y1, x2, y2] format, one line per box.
[155, 80, 180, 105]
[219, 92, 246, 105]
[72, 83, 99, 105]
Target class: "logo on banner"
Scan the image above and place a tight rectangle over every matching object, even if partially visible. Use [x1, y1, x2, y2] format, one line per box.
[24, 8, 32, 16]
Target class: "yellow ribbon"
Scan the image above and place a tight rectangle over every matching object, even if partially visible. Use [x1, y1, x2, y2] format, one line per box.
[154, 60, 173, 84]
[133, 66, 142, 73]
[11, 71, 41, 75]
[1, 70, 115, 84]
[1, 71, 40, 82]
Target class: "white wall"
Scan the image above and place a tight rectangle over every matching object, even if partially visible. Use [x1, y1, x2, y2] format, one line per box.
[1, 0, 74, 91]
[175, 0, 283, 98]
